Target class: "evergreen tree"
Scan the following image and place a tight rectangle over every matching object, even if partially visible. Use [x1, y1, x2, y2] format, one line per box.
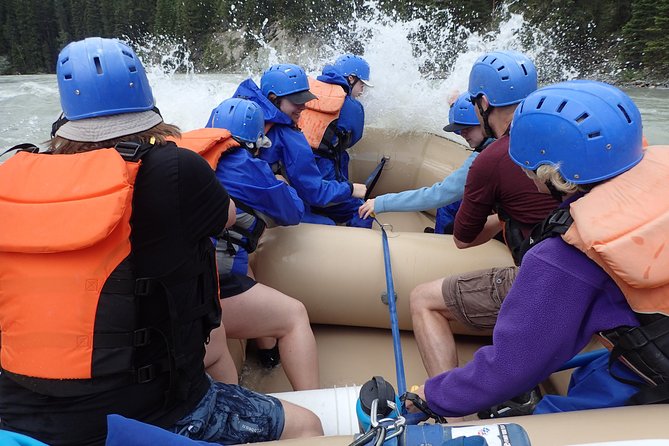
[643, 0, 669, 75]
[154, 0, 178, 35]
[0, 0, 667, 78]
[621, 0, 657, 69]
[83, 0, 105, 37]
[6, 0, 43, 73]
[53, 0, 72, 50]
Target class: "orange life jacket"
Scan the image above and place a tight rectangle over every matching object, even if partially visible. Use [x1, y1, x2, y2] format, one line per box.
[0, 148, 139, 380]
[0, 144, 221, 395]
[562, 146, 669, 316]
[298, 77, 346, 150]
[168, 128, 240, 169]
[170, 129, 268, 255]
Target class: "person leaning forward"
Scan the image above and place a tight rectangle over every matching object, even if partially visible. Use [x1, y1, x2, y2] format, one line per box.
[409, 80, 662, 417]
[409, 51, 561, 381]
[0, 37, 322, 446]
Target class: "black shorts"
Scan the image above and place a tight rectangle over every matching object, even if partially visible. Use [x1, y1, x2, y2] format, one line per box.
[218, 273, 257, 299]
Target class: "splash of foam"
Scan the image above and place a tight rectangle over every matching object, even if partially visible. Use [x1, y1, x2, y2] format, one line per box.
[134, 1, 581, 135]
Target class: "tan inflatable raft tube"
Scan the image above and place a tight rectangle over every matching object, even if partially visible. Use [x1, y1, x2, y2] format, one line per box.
[252, 223, 514, 334]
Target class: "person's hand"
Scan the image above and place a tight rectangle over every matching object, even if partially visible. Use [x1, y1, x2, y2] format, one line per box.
[404, 385, 427, 413]
[275, 174, 288, 184]
[351, 182, 367, 199]
[359, 198, 376, 219]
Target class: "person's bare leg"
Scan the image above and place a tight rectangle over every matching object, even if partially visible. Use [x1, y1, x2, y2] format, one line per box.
[246, 267, 278, 352]
[256, 337, 278, 350]
[409, 278, 458, 376]
[204, 322, 240, 384]
[279, 399, 324, 439]
[222, 284, 319, 390]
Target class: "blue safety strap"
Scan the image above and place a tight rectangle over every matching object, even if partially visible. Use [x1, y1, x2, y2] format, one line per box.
[373, 217, 407, 400]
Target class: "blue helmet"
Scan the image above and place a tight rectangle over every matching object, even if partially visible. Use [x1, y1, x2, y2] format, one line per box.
[509, 80, 643, 185]
[56, 37, 155, 120]
[260, 64, 317, 104]
[468, 50, 537, 106]
[334, 54, 373, 86]
[443, 93, 479, 134]
[207, 98, 265, 145]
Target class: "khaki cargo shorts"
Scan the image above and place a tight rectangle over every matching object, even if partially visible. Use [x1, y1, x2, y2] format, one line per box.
[441, 266, 518, 330]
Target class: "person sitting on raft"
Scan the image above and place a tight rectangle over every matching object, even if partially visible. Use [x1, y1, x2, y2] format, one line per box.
[358, 92, 494, 233]
[232, 63, 367, 225]
[408, 79, 668, 417]
[0, 37, 323, 445]
[299, 54, 374, 228]
[168, 98, 320, 390]
[409, 51, 561, 385]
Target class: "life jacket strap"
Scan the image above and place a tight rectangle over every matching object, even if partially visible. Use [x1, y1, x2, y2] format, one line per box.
[606, 318, 669, 383]
[94, 328, 152, 349]
[223, 199, 267, 254]
[113, 141, 154, 162]
[511, 207, 573, 266]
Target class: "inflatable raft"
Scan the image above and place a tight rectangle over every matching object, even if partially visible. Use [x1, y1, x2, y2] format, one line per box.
[227, 128, 667, 444]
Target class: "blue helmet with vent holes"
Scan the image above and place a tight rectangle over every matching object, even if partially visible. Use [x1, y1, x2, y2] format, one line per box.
[509, 80, 643, 184]
[334, 54, 373, 86]
[57, 37, 155, 120]
[207, 98, 265, 144]
[468, 50, 537, 106]
[261, 64, 309, 97]
[444, 92, 479, 134]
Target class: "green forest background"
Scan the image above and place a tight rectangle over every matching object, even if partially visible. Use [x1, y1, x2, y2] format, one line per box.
[1, 0, 668, 83]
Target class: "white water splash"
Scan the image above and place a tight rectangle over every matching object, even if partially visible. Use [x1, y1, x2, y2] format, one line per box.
[1, 1, 583, 149]
[137, 1, 579, 137]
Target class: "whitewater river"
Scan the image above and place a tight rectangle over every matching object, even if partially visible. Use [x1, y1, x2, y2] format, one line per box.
[1, 73, 667, 159]
[2, 6, 668, 156]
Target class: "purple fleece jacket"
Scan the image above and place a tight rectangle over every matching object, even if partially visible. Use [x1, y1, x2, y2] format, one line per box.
[425, 237, 640, 416]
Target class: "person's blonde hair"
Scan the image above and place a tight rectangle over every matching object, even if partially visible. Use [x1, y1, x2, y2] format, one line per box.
[523, 164, 581, 194]
[48, 122, 181, 154]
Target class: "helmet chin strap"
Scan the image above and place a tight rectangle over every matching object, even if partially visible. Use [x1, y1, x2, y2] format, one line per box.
[474, 97, 496, 139]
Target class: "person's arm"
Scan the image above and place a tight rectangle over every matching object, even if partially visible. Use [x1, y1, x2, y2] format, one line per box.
[453, 214, 501, 248]
[372, 152, 479, 215]
[277, 127, 355, 206]
[453, 151, 499, 246]
[179, 148, 231, 240]
[423, 240, 637, 417]
[216, 150, 305, 226]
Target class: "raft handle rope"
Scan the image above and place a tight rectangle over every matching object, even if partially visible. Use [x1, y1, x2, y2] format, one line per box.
[373, 216, 407, 399]
[350, 398, 406, 446]
[400, 392, 446, 424]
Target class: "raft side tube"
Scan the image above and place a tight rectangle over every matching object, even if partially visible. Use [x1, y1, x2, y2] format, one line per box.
[252, 223, 514, 333]
[349, 128, 471, 217]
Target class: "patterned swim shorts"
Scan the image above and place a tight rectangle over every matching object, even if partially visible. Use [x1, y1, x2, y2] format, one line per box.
[172, 378, 285, 444]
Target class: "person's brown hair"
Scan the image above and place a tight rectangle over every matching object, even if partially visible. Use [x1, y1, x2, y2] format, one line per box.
[48, 122, 181, 154]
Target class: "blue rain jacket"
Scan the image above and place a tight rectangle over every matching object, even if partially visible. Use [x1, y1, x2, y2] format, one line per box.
[311, 66, 371, 228]
[214, 146, 304, 274]
[234, 79, 352, 224]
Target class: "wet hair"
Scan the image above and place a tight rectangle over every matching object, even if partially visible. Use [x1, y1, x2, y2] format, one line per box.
[48, 122, 181, 154]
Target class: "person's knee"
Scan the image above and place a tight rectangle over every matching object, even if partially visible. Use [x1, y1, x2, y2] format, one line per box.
[280, 401, 324, 439]
[300, 408, 324, 437]
[409, 283, 433, 314]
[286, 298, 310, 326]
